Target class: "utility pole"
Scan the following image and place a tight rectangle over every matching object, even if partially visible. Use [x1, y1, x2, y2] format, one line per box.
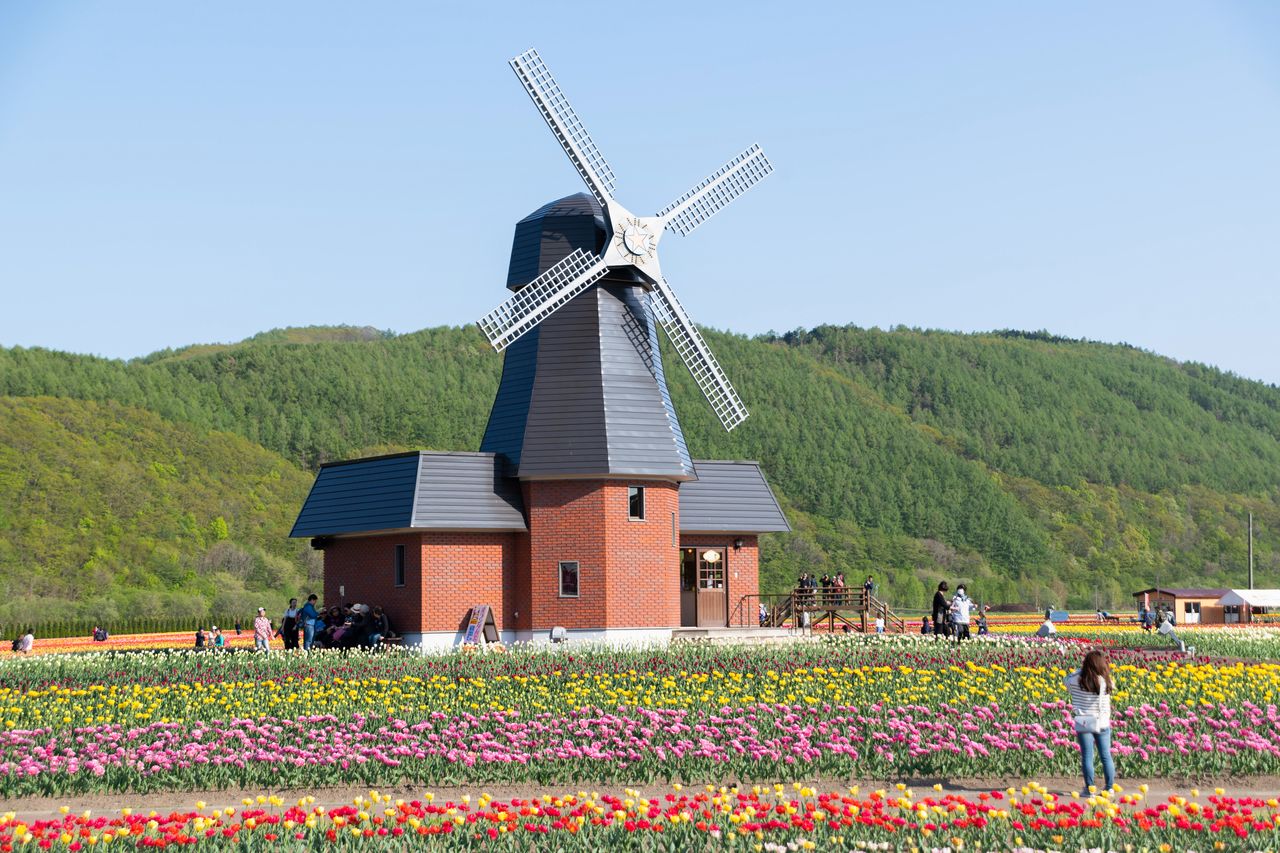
[1249, 512, 1254, 590]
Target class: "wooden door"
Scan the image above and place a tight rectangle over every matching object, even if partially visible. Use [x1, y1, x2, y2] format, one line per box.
[696, 548, 727, 627]
[680, 548, 698, 627]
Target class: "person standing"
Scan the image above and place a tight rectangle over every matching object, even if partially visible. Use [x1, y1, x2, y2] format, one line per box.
[1065, 650, 1116, 794]
[253, 607, 273, 652]
[300, 594, 321, 651]
[931, 582, 950, 640]
[863, 575, 874, 604]
[194, 626, 206, 649]
[281, 598, 300, 650]
[211, 626, 225, 649]
[950, 585, 973, 643]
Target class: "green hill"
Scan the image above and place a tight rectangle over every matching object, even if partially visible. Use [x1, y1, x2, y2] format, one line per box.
[0, 324, 1276, 614]
[0, 396, 314, 627]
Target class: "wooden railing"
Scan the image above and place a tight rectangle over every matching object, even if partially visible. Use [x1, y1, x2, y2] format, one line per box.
[731, 590, 907, 633]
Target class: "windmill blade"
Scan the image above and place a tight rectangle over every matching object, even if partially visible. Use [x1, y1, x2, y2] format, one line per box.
[650, 278, 749, 431]
[477, 248, 611, 351]
[657, 144, 773, 237]
[510, 48, 617, 207]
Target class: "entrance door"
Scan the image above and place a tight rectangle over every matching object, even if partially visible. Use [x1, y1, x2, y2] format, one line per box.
[696, 548, 727, 627]
[1184, 602, 1201, 625]
[680, 548, 698, 627]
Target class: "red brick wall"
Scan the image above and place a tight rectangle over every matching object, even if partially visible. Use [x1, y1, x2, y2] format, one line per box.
[322, 535, 423, 637]
[680, 534, 759, 623]
[420, 532, 520, 634]
[324, 531, 522, 636]
[525, 480, 680, 630]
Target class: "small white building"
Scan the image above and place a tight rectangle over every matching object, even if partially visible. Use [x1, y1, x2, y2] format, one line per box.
[1217, 589, 1280, 625]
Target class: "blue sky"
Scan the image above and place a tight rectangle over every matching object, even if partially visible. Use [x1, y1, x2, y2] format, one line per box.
[1, 1, 1278, 383]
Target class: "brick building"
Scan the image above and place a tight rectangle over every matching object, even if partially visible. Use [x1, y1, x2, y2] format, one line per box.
[291, 194, 790, 646]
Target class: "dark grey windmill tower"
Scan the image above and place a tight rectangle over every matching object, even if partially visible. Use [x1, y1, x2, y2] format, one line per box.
[478, 48, 773, 479]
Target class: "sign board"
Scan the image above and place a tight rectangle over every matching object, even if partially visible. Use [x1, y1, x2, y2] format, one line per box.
[463, 605, 500, 644]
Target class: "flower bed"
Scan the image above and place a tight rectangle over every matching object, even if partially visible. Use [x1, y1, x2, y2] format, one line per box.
[3, 784, 1279, 851]
[2, 638, 1279, 797]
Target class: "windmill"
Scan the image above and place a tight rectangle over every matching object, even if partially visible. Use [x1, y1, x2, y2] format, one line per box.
[477, 48, 773, 436]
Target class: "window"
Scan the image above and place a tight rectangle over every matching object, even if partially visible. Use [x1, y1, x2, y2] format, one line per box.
[558, 561, 579, 598]
[698, 549, 725, 591]
[628, 486, 645, 520]
[394, 544, 405, 587]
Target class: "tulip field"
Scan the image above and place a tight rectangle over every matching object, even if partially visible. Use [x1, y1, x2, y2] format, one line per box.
[5, 784, 1280, 851]
[4, 632, 1280, 849]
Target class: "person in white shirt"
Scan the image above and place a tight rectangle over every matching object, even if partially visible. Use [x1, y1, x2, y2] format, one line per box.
[1035, 611, 1057, 639]
[1065, 650, 1115, 794]
[874, 615, 885, 634]
[949, 585, 973, 642]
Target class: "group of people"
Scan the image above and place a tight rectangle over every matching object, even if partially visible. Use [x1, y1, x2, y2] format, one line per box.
[191, 596, 397, 652]
[8, 628, 34, 654]
[281, 596, 396, 651]
[925, 582, 986, 641]
[792, 573, 878, 608]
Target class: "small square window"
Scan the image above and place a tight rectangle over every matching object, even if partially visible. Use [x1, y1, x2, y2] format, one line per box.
[394, 544, 405, 587]
[558, 561, 579, 598]
[628, 486, 645, 520]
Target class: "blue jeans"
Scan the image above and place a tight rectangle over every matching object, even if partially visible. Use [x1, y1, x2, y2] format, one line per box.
[303, 620, 316, 650]
[1077, 728, 1115, 792]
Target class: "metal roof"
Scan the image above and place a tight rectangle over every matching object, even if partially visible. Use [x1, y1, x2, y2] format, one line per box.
[1130, 587, 1230, 599]
[1218, 589, 1280, 608]
[290, 452, 527, 537]
[679, 461, 791, 533]
[505, 193, 606, 291]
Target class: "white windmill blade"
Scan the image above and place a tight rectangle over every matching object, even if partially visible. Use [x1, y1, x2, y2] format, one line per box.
[510, 48, 617, 208]
[650, 278, 749, 431]
[478, 248, 611, 351]
[657, 144, 773, 237]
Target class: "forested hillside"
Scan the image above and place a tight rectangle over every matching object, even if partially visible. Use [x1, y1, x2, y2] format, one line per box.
[0, 397, 316, 626]
[1, 323, 1276, 616]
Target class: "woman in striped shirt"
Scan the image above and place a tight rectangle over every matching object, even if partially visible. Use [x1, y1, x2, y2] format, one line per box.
[1065, 649, 1115, 794]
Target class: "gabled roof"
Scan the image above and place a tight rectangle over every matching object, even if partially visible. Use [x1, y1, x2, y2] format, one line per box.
[679, 460, 791, 534]
[290, 452, 527, 537]
[1218, 589, 1280, 608]
[1131, 587, 1230, 599]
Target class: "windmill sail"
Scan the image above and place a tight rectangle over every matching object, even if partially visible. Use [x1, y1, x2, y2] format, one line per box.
[650, 279, 749, 431]
[478, 248, 611, 351]
[658, 144, 773, 237]
[484, 48, 772, 433]
[510, 49, 617, 207]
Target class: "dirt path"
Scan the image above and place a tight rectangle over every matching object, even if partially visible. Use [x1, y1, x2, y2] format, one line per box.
[6, 775, 1280, 821]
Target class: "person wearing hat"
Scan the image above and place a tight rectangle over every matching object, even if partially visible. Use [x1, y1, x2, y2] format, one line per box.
[253, 607, 273, 652]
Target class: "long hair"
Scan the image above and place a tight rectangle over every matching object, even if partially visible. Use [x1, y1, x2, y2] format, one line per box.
[1080, 650, 1113, 695]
